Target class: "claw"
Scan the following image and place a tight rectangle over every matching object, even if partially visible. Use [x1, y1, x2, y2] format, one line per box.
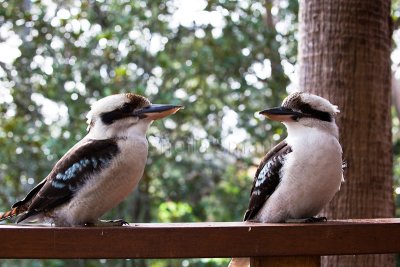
[107, 219, 129, 225]
[305, 216, 327, 223]
[85, 219, 129, 227]
[285, 216, 327, 223]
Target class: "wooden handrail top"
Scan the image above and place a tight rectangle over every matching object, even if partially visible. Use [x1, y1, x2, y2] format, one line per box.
[0, 218, 399, 259]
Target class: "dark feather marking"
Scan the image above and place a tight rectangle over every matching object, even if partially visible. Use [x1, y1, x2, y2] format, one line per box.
[281, 92, 302, 108]
[125, 93, 149, 107]
[12, 179, 46, 208]
[297, 103, 332, 122]
[14, 138, 119, 223]
[244, 140, 292, 221]
[282, 92, 332, 122]
[101, 110, 131, 125]
[101, 94, 150, 125]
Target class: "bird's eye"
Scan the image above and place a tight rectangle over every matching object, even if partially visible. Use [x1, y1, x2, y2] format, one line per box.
[120, 103, 133, 113]
[292, 115, 299, 121]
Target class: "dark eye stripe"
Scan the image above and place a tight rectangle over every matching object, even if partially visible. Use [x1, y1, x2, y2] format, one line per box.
[120, 103, 134, 113]
[100, 102, 139, 125]
[100, 110, 130, 124]
[298, 103, 332, 122]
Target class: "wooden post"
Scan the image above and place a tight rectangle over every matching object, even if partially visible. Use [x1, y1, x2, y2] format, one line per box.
[251, 256, 320, 267]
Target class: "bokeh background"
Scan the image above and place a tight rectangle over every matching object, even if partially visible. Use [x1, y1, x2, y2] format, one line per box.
[0, 0, 400, 266]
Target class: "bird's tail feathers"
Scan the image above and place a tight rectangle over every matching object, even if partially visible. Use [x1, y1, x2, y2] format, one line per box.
[228, 257, 250, 267]
[0, 207, 20, 222]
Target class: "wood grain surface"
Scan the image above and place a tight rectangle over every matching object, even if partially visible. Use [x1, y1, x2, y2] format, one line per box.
[0, 218, 398, 259]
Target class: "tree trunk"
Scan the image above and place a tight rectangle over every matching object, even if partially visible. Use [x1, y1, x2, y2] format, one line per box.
[298, 0, 395, 266]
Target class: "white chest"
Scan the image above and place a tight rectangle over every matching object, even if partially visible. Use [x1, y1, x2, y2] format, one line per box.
[283, 130, 343, 215]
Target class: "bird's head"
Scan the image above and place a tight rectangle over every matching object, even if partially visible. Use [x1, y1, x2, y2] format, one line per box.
[260, 91, 340, 134]
[86, 93, 182, 139]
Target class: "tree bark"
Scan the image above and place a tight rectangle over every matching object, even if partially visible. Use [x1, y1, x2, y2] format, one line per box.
[298, 0, 395, 266]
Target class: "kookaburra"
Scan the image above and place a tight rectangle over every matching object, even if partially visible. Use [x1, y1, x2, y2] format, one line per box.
[0, 93, 182, 226]
[229, 92, 344, 267]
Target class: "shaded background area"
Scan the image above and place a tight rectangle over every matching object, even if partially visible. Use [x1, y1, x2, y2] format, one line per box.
[0, 0, 399, 266]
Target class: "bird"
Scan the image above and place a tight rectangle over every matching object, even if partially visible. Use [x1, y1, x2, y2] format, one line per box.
[229, 91, 344, 267]
[0, 93, 182, 227]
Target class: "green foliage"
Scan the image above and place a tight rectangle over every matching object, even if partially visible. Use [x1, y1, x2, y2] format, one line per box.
[392, 108, 400, 218]
[157, 201, 195, 222]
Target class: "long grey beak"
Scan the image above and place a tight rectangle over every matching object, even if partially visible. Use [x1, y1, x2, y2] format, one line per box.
[134, 104, 183, 120]
[259, 107, 305, 122]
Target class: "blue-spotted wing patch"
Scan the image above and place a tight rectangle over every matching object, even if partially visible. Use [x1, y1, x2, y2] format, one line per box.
[13, 138, 119, 223]
[51, 156, 111, 191]
[244, 140, 292, 221]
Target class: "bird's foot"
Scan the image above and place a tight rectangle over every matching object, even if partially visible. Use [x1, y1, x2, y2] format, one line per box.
[285, 216, 327, 223]
[85, 219, 129, 227]
[304, 216, 327, 223]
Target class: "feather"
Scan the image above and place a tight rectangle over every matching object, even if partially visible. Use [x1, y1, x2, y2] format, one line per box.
[244, 140, 292, 221]
[14, 138, 119, 223]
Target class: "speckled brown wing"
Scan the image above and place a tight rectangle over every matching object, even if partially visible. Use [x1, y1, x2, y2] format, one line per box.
[244, 140, 292, 221]
[13, 138, 119, 223]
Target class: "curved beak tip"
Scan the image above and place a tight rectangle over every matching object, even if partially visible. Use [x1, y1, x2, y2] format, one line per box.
[141, 104, 183, 120]
[174, 105, 184, 110]
[168, 105, 184, 114]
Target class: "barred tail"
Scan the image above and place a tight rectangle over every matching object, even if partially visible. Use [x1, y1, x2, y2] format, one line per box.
[0, 207, 20, 222]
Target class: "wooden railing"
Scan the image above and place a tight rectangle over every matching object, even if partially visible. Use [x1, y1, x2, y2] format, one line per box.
[0, 218, 399, 266]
